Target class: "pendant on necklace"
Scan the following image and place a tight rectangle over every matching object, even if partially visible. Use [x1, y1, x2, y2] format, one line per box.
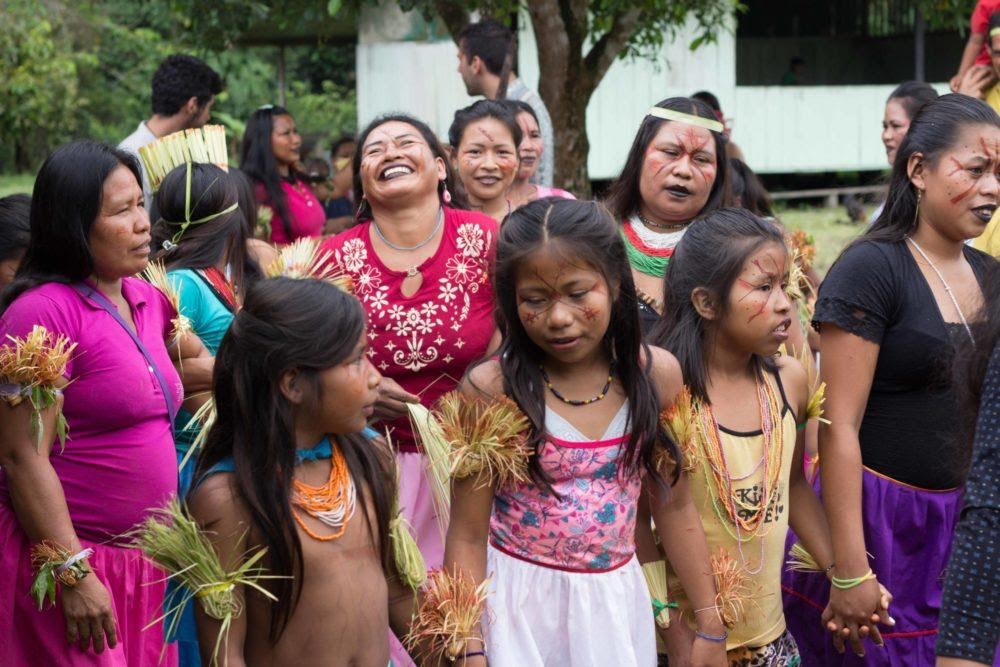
[406, 267, 419, 278]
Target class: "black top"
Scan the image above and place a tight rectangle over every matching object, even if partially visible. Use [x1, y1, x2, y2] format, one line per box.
[936, 342, 1000, 663]
[813, 240, 994, 489]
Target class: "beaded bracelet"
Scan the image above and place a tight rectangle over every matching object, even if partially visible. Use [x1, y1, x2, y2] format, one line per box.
[456, 650, 486, 662]
[831, 569, 876, 590]
[694, 629, 728, 643]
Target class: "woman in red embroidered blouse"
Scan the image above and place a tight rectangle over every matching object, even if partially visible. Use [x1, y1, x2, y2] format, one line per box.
[320, 114, 498, 572]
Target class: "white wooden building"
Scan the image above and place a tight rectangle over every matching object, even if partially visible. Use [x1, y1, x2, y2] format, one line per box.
[356, 3, 955, 180]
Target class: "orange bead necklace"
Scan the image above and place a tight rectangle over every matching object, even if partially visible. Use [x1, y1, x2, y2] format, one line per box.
[291, 440, 356, 541]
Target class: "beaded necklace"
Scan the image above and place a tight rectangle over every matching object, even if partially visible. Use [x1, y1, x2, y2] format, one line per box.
[694, 373, 785, 573]
[540, 363, 614, 406]
[291, 438, 357, 541]
[621, 217, 687, 278]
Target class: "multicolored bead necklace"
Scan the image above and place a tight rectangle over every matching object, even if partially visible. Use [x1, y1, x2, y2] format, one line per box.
[540, 363, 615, 406]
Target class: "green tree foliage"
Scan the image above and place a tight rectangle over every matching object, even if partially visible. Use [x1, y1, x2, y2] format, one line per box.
[0, 0, 356, 173]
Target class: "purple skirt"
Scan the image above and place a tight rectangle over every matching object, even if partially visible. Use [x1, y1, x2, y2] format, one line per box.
[782, 466, 999, 666]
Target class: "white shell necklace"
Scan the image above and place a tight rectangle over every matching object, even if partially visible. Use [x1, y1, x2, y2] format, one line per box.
[906, 236, 976, 347]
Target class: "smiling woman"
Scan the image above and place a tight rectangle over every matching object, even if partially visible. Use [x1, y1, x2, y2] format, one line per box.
[319, 116, 498, 618]
[448, 100, 522, 223]
[241, 106, 325, 245]
[0, 140, 209, 665]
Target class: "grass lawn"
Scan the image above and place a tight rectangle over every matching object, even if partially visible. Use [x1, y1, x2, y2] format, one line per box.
[775, 204, 871, 278]
[0, 174, 34, 198]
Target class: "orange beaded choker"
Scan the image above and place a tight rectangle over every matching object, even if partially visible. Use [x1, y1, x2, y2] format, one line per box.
[291, 440, 357, 541]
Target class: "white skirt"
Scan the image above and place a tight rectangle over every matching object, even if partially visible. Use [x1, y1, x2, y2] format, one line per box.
[483, 545, 657, 667]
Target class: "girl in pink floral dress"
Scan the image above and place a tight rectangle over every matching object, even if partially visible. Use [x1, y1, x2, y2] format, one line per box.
[445, 198, 726, 667]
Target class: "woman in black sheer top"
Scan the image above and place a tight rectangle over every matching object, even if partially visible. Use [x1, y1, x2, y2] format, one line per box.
[782, 95, 1000, 664]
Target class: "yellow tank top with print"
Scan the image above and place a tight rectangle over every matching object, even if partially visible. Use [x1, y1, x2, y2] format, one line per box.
[666, 370, 798, 651]
[975, 86, 1000, 257]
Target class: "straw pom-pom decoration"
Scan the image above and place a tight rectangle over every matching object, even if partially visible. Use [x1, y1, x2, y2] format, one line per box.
[641, 560, 677, 629]
[139, 124, 229, 194]
[806, 381, 830, 425]
[785, 542, 824, 574]
[29, 540, 92, 610]
[408, 402, 452, 543]
[404, 566, 490, 663]
[0, 325, 75, 451]
[178, 397, 216, 472]
[141, 261, 193, 345]
[130, 498, 282, 664]
[436, 391, 531, 489]
[712, 548, 754, 629]
[387, 445, 427, 591]
[390, 513, 427, 591]
[266, 237, 353, 293]
[660, 387, 700, 473]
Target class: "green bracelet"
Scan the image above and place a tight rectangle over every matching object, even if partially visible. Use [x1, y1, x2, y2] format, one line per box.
[831, 569, 876, 590]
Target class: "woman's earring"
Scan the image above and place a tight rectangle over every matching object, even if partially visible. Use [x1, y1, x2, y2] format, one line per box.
[912, 189, 923, 229]
[442, 183, 452, 204]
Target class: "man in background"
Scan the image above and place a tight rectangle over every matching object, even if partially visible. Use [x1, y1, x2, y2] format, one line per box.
[456, 19, 554, 187]
[120, 54, 224, 211]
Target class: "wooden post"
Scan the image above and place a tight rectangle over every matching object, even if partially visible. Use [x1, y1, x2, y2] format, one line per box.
[278, 44, 287, 107]
[914, 7, 926, 83]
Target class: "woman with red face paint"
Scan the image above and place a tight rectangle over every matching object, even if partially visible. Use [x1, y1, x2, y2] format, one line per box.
[449, 100, 522, 223]
[503, 100, 575, 210]
[604, 97, 729, 333]
[782, 94, 1000, 665]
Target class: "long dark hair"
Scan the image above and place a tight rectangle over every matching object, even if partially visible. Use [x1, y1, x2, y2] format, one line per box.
[352, 113, 466, 221]
[650, 208, 784, 401]
[953, 260, 1000, 464]
[2, 140, 142, 310]
[193, 278, 393, 641]
[240, 106, 301, 241]
[231, 167, 261, 238]
[604, 97, 729, 223]
[728, 158, 774, 218]
[152, 163, 261, 300]
[447, 99, 523, 152]
[0, 194, 31, 261]
[489, 197, 679, 486]
[887, 81, 938, 121]
[866, 94, 1000, 246]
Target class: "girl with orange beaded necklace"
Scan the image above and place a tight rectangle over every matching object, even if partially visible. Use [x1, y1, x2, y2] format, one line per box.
[186, 277, 419, 665]
[649, 209, 858, 665]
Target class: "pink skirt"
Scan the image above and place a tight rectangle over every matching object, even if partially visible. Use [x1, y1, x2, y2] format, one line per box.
[388, 450, 447, 667]
[0, 504, 176, 666]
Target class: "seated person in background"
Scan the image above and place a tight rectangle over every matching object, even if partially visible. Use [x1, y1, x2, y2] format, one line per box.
[0, 194, 30, 289]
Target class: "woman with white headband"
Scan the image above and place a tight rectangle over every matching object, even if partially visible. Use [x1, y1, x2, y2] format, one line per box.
[604, 98, 729, 332]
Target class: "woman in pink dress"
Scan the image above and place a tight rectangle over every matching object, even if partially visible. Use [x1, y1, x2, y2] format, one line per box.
[0, 141, 205, 666]
[240, 105, 325, 245]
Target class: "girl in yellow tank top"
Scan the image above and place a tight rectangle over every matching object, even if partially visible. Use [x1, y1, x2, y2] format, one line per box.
[649, 209, 839, 665]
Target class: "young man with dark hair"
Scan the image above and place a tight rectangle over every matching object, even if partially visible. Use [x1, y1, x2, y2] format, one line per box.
[119, 54, 224, 209]
[456, 19, 555, 187]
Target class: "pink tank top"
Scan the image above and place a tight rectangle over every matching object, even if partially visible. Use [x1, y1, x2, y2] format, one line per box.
[489, 402, 641, 572]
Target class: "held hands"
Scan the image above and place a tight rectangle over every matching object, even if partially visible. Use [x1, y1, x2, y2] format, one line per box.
[61, 574, 118, 653]
[822, 577, 894, 657]
[372, 376, 420, 422]
[955, 65, 997, 99]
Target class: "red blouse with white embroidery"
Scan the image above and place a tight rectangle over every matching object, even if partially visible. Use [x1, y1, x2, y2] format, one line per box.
[320, 207, 497, 452]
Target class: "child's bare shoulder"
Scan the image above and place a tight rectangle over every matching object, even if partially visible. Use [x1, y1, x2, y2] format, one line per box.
[460, 359, 505, 400]
[775, 353, 809, 409]
[642, 345, 684, 407]
[188, 472, 252, 535]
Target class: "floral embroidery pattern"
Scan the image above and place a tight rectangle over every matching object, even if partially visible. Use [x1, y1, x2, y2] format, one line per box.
[329, 221, 493, 374]
[490, 438, 641, 571]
